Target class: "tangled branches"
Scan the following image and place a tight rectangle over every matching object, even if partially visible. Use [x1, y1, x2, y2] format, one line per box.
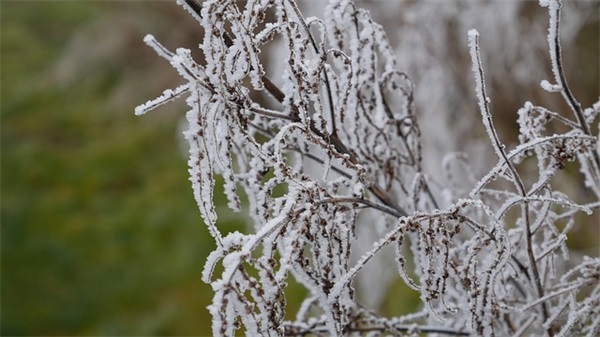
[136, 0, 599, 336]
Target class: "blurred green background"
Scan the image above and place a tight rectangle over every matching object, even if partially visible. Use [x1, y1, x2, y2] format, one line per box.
[1, 1, 249, 335]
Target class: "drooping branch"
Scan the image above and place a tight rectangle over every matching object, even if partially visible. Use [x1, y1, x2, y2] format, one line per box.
[137, 0, 599, 336]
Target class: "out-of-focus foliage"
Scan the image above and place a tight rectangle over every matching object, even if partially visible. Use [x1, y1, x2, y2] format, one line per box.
[1, 2, 247, 335]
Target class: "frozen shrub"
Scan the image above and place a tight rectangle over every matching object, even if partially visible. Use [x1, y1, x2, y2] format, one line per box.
[137, 0, 599, 335]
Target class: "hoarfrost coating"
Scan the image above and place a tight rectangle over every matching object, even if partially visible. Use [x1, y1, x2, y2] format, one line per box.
[137, 0, 599, 336]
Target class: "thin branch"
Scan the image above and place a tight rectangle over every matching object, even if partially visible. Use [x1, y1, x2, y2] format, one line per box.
[316, 196, 406, 218]
[283, 321, 471, 336]
[184, 0, 289, 108]
[544, 0, 600, 171]
[468, 29, 550, 329]
[287, 0, 338, 136]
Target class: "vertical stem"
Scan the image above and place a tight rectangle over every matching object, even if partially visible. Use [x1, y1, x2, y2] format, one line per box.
[468, 29, 551, 335]
[545, 0, 600, 172]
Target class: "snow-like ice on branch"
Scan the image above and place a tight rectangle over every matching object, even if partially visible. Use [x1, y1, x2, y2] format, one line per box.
[137, 0, 599, 335]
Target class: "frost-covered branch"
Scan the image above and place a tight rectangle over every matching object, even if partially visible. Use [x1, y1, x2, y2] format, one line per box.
[469, 26, 552, 331]
[137, 0, 599, 335]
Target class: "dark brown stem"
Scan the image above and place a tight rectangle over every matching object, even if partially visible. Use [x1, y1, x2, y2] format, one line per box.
[470, 32, 550, 332]
[317, 197, 405, 218]
[283, 322, 470, 336]
[548, 3, 600, 173]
